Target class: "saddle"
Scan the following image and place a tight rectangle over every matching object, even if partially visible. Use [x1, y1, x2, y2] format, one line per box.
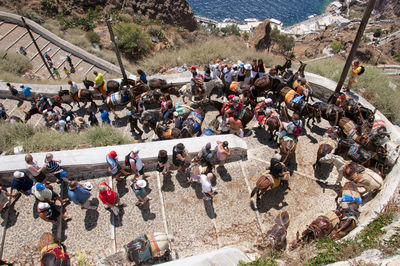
[339, 117, 356, 137]
[347, 143, 372, 164]
[330, 215, 357, 240]
[305, 214, 335, 239]
[343, 161, 365, 183]
[125, 236, 148, 263]
[257, 171, 280, 190]
[320, 138, 338, 150]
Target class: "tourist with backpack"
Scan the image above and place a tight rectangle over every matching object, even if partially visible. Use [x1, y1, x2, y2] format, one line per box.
[126, 148, 149, 180]
[343, 60, 364, 92]
[279, 113, 303, 139]
[106, 151, 130, 181]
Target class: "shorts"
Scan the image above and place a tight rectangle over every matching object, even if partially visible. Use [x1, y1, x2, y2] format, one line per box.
[51, 190, 59, 201]
[138, 168, 144, 176]
[54, 171, 67, 181]
[34, 172, 46, 183]
[349, 76, 357, 82]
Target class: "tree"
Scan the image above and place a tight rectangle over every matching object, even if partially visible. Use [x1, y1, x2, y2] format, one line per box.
[270, 28, 295, 56]
[330, 41, 342, 53]
[220, 24, 241, 36]
[114, 23, 152, 60]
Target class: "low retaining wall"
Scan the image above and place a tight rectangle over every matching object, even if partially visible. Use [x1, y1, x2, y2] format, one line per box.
[0, 135, 247, 185]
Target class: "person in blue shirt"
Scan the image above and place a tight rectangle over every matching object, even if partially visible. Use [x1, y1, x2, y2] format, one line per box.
[12, 171, 33, 196]
[99, 109, 111, 125]
[20, 85, 33, 100]
[67, 181, 96, 209]
[137, 69, 147, 84]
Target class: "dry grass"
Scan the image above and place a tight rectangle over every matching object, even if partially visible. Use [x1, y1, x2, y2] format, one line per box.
[307, 57, 400, 122]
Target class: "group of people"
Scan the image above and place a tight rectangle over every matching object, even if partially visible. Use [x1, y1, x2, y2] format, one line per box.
[0, 137, 234, 225]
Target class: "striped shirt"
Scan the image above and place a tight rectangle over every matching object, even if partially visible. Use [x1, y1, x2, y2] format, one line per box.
[46, 160, 61, 173]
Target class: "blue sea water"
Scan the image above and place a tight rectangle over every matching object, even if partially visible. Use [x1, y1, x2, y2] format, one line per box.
[187, 0, 333, 26]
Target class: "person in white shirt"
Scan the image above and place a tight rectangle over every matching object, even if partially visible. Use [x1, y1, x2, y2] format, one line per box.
[129, 148, 149, 179]
[212, 63, 220, 79]
[219, 116, 230, 134]
[200, 173, 215, 200]
[68, 80, 79, 105]
[243, 64, 255, 86]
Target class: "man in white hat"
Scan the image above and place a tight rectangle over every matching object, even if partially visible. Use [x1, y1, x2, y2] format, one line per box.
[67, 181, 96, 210]
[12, 171, 33, 196]
[131, 179, 151, 206]
[243, 63, 255, 86]
[128, 148, 149, 180]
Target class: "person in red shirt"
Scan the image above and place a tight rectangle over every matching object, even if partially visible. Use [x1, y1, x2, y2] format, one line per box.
[98, 181, 121, 215]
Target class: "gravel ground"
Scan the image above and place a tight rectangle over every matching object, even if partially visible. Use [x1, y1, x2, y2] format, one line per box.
[1, 93, 346, 264]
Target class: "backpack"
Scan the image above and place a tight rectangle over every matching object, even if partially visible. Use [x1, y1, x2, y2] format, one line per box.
[357, 66, 365, 76]
[293, 121, 302, 137]
[125, 152, 135, 167]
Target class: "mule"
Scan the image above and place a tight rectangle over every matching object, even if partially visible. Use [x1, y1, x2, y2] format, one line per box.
[253, 74, 282, 97]
[258, 211, 290, 250]
[257, 114, 280, 141]
[278, 87, 319, 120]
[155, 123, 181, 140]
[38, 232, 69, 266]
[331, 200, 360, 240]
[291, 210, 340, 249]
[279, 135, 297, 167]
[179, 108, 205, 138]
[58, 88, 96, 109]
[179, 78, 224, 102]
[330, 155, 383, 195]
[309, 101, 344, 126]
[100, 232, 172, 265]
[24, 99, 65, 122]
[250, 170, 288, 201]
[313, 136, 338, 169]
[105, 89, 132, 118]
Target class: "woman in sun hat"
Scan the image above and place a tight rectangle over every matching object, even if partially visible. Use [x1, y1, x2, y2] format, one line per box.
[131, 179, 151, 206]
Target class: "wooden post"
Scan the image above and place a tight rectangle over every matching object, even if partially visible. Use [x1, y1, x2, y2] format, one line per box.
[21, 17, 55, 79]
[105, 15, 128, 84]
[335, 0, 377, 93]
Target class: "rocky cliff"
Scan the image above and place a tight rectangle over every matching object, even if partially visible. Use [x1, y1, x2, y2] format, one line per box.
[0, 0, 198, 31]
[374, 0, 400, 19]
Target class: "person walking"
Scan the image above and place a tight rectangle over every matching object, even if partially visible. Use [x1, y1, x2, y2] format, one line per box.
[0, 186, 18, 212]
[20, 85, 33, 101]
[200, 173, 215, 200]
[88, 111, 99, 126]
[131, 179, 151, 207]
[188, 156, 201, 184]
[106, 151, 129, 181]
[228, 114, 244, 138]
[63, 67, 70, 78]
[172, 143, 188, 173]
[37, 202, 70, 224]
[156, 150, 170, 177]
[12, 171, 33, 196]
[53, 67, 61, 79]
[343, 60, 363, 92]
[100, 109, 111, 125]
[67, 181, 96, 210]
[6, 82, 24, 108]
[216, 141, 231, 168]
[127, 112, 143, 135]
[128, 149, 149, 180]
[45, 153, 69, 183]
[98, 181, 121, 215]
[198, 142, 215, 173]
[25, 154, 46, 183]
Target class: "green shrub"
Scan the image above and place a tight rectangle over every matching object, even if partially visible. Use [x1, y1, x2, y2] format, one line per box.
[0, 51, 32, 75]
[220, 24, 241, 36]
[86, 31, 100, 44]
[373, 28, 382, 38]
[40, 0, 58, 16]
[83, 125, 129, 147]
[76, 17, 96, 31]
[270, 28, 295, 56]
[19, 8, 42, 24]
[0, 123, 130, 154]
[147, 26, 167, 42]
[114, 23, 152, 60]
[330, 41, 342, 53]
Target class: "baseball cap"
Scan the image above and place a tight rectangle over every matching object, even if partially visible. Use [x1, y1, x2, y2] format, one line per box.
[109, 151, 117, 159]
[190, 65, 196, 70]
[35, 183, 46, 190]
